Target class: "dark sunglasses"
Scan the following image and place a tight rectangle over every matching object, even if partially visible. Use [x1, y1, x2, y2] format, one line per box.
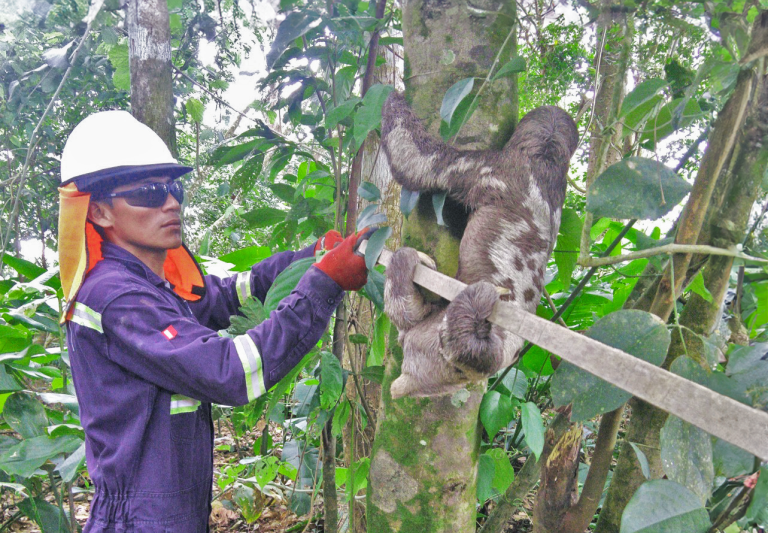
[95, 181, 184, 208]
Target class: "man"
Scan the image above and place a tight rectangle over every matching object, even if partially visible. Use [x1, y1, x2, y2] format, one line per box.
[57, 110, 369, 532]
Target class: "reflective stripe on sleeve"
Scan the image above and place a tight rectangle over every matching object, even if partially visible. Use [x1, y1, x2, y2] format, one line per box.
[236, 271, 251, 306]
[71, 302, 103, 333]
[233, 334, 266, 402]
[170, 394, 201, 415]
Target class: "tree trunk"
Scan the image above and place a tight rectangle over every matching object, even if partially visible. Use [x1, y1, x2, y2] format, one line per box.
[366, 0, 518, 531]
[126, 0, 177, 154]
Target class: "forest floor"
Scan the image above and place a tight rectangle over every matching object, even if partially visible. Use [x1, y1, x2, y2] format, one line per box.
[0, 421, 532, 532]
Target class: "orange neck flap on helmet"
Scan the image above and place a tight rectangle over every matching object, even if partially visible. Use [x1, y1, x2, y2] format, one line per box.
[58, 182, 204, 323]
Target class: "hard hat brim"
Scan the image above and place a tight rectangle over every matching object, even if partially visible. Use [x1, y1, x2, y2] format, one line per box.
[62, 163, 194, 193]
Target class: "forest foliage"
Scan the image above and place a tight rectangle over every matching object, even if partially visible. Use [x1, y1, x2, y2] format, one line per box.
[0, 0, 767, 532]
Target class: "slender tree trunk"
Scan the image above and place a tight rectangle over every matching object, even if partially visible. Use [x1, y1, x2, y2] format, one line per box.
[366, 0, 518, 530]
[126, 0, 176, 154]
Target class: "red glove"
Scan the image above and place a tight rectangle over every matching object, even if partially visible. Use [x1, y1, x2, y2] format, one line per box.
[314, 230, 344, 255]
[313, 229, 371, 291]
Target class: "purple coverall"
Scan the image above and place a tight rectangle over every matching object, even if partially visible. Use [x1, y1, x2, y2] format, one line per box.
[66, 241, 343, 532]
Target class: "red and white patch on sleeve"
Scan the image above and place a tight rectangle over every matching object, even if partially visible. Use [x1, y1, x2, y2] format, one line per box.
[162, 325, 178, 340]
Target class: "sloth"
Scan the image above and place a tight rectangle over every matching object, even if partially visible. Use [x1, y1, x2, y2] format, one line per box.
[381, 92, 578, 399]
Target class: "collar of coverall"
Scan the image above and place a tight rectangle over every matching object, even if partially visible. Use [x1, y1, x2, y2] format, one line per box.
[58, 182, 206, 323]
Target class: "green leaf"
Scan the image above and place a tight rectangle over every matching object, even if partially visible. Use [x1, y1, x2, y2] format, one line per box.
[555, 208, 582, 287]
[108, 43, 129, 91]
[353, 84, 395, 149]
[486, 447, 515, 494]
[496, 368, 528, 399]
[551, 310, 671, 421]
[641, 98, 705, 146]
[320, 351, 344, 410]
[185, 98, 204, 123]
[266, 11, 322, 69]
[364, 227, 392, 271]
[1, 255, 45, 280]
[629, 442, 651, 479]
[688, 271, 712, 302]
[332, 399, 351, 438]
[361, 365, 384, 383]
[477, 453, 495, 502]
[0, 325, 30, 354]
[269, 183, 297, 203]
[263, 257, 314, 313]
[0, 365, 22, 393]
[4, 392, 48, 438]
[586, 157, 693, 220]
[712, 438, 754, 479]
[432, 191, 447, 226]
[219, 246, 272, 272]
[620, 78, 668, 118]
[55, 442, 85, 483]
[349, 334, 368, 344]
[18, 497, 71, 533]
[746, 465, 768, 524]
[660, 416, 714, 504]
[0, 435, 82, 478]
[357, 204, 387, 230]
[240, 207, 287, 229]
[369, 313, 389, 367]
[480, 390, 514, 437]
[440, 77, 474, 125]
[358, 182, 381, 202]
[620, 480, 711, 533]
[400, 189, 420, 217]
[492, 57, 526, 80]
[521, 402, 544, 460]
[326, 97, 361, 129]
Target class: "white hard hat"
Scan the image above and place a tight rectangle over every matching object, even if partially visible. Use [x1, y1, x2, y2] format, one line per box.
[61, 110, 192, 190]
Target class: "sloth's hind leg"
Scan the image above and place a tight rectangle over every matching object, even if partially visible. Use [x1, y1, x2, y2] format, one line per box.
[384, 247, 437, 332]
[441, 281, 505, 376]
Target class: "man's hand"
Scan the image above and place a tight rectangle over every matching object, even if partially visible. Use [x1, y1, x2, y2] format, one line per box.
[314, 230, 344, 255]
[313, 229, 374, 291]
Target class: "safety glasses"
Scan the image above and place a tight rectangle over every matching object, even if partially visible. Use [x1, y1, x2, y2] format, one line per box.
[95, 181, 184, 208]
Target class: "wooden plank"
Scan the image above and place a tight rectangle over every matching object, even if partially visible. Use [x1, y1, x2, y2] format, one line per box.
[362, 243, 768, 460]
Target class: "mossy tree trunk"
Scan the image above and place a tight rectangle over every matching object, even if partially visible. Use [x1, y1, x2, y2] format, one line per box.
[366, 0, 518, 531]
[126, 0, 177, 154]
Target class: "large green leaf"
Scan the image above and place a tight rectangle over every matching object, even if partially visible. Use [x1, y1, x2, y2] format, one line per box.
[219, 246, 271, 272]
[496, 368, 528, 399]
[620, 78, 668, 119]
[326, 97, 361, 129]
[240, 207, 287, 229]
[0, 365, 22, 393]
[282, 440, 318, 516]
[477, 453, 496, 503]
[554, 208, 582, 287]
[18, 497, 71, 533]
[320, 351, 343, 410]
[353, 84, 394, 149]
[0, 435, 82, 478]
[551, 310, 670, 421]
[586, 157, 692, 220]
[269, 183, 297, 203]
[621, 480, 710, 533]
[0, 325, 30, 354]
[521, 402, 544, 460]
[369, 313, 389, 367]
[55, 442, 85, 483]
[480, 390, 514, 437]
[4, 392, 48, 439]
[263, 257, 314, 313]
[266, 11, 322, 69]
[107, 43, 129, 91]
[641, 97, 705, 146]
[660, 416, 714, 504]
[1, 255, 45, 281]
[712, 438, 754, 479]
